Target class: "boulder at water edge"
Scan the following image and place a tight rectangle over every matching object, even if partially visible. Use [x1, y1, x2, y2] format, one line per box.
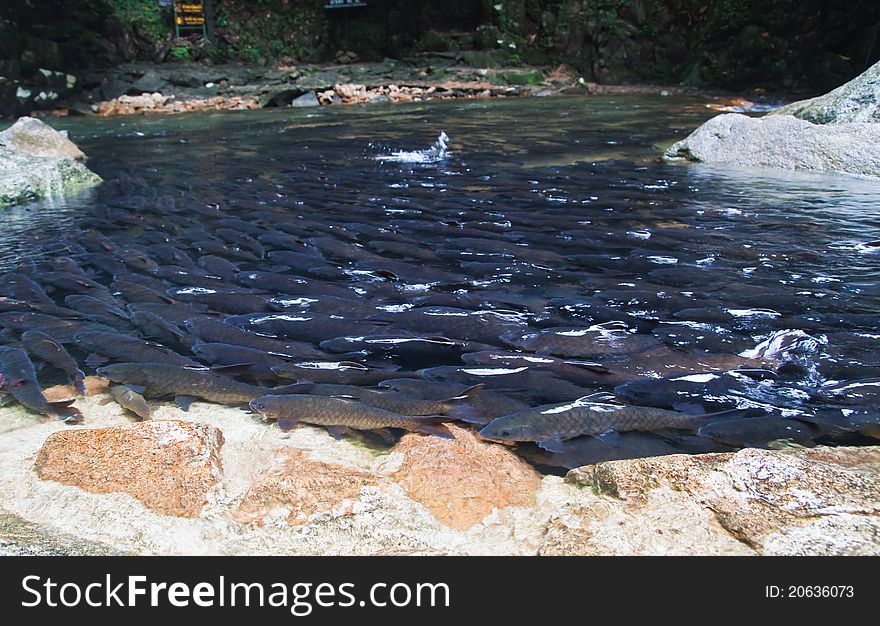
[664, 60, 880, 177]
[0, 116, 102, 206]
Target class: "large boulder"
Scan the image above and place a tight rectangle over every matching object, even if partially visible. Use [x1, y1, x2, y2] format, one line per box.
[665, 60, 880, 177]
[0, 116, 101, 206]
[663, 113, 880, 177]
[771, 59, 880, 124]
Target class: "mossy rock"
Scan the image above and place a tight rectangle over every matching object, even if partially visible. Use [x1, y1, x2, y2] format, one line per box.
[498, 70, 544, 86]
[417, 30, 459, 53]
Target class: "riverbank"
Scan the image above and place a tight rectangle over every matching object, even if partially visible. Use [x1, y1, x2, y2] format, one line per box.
[29, 60, 777, 118]
[2, 387, 877, 556]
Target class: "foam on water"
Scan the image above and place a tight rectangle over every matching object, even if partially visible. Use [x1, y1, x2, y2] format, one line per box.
[374, 131, 450, 164]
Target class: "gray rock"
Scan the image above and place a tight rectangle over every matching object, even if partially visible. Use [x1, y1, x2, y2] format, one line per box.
[772, 59, 880, 124]
[664, 113, 880, 178]
[168, 71, 203, 88]
[131, 72, 166, 94]
[259, 88, 307, 108]
[290, 91, 320, 108]
[0, 116, 85, 159]
[0, 117, 102, 207]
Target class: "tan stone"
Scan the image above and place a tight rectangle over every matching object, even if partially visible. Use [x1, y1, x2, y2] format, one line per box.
[235, 450, 382, 526]
[34, 420, 223, 517]
[0, 116, 85, 159]
[390, 424, 541, 530]
[560, 446, 880, 555]
[43, 375, 108, 402]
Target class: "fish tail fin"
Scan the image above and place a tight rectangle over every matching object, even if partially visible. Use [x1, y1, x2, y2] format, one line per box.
[271, 382, 315, 395]
[73, 371, 86, 396]
[443, 384, 488, 424]
[48, 399, 83, 423]
[413, 418, 455, 439]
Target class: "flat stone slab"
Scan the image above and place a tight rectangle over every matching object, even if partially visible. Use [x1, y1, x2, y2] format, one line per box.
[34, 420, 224, 518]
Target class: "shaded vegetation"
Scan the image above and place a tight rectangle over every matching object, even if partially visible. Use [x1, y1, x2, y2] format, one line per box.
[1, 1, 879, 92]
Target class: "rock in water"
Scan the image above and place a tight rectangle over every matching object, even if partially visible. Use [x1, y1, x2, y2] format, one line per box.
[0, 116, 102, 206]
[665, 60, 880, 178]
[0, 116, 86, 159]
[34, 420, 224, 517]
[664, 113, 880, 177]
[771, 59, 880, 123]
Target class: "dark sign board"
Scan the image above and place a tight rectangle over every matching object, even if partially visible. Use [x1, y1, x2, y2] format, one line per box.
[324, 0, 368, 8]
[174, 2, 206, 33]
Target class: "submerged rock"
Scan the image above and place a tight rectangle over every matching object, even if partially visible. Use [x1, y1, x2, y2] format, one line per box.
[772, 59, 880, 123]
[34, 420, 224, 518]
[664, 113, 880, 177]
[0, 116, 101, 206]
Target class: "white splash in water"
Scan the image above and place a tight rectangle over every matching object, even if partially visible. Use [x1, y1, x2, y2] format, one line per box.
[374, 132, 450, 164]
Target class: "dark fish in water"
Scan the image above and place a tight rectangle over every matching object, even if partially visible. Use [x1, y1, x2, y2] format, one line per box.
[419, 365, 596, 404]
[191, 342, 294, 378]
[501, 322, 660, 358]
[0, 347, 82, 422]
[197, 255, 240, 280]
[167, 287, 273, 314]
[111, 279, 175, 304]
[184, 318, 329, 360]
[215, 228, 266, 258]
[460, 350, 626, 387]
[378, 378, 529, 423]
[271, 361, 419, 385]
[292, 382, 484, 419]
[74, 331, 200, 366]
[813, 378, 880, 406]
[109, 384, 151, 419]
[128, 302, 208, 326]
[615, 369, 778, 410]
[368, 307, 523, 345]
[38, 271, 115, 301]
[64, 294, 131, 329]
[20, 330, 86, 395]
[145, 244, 194, 268]
[2, 273, 56, 307]
[521, 431, 722, 471]
[225, 312, 384, 343]
[479, 394, 711, 452]
[248, 394, 453, 438]
[0, 312, 114, 344]
[319, 333, 495, 363]
[698, 416, 820, 447]
[130, 310, 188, 345]
[96, 363, 293, 406]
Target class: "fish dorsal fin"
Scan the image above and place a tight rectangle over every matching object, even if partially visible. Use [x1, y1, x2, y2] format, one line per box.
[576, 392, 619, 404]
[338, 361, 369, 371]
[563, 360, 610, 373]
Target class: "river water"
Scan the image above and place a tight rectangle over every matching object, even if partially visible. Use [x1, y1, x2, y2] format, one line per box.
[1, 95, 878, 470]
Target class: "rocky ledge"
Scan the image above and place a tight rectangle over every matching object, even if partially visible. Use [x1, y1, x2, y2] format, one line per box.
[665, 60, 880, 178]
[0, 116, 101, 206]
[0, 388, 876, 556]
